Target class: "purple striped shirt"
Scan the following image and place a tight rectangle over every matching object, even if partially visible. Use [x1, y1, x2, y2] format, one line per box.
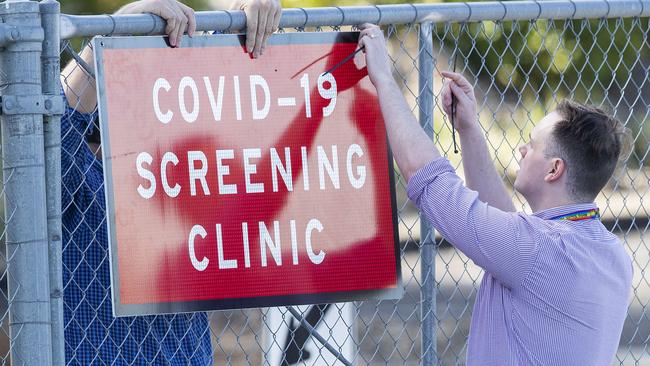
[407, 158, 633, 366]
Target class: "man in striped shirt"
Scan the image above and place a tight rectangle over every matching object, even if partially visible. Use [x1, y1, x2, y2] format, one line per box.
[359, 24, 633, 365]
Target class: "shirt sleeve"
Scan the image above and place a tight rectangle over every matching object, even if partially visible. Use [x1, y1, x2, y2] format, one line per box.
[61, 90, 102, 213]
[407, 157, 539, 289]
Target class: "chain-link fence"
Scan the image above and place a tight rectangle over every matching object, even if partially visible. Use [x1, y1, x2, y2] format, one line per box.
[0, 0, 648, 365]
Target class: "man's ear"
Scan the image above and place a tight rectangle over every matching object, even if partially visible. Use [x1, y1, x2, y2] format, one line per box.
[544, 158, 565, 182]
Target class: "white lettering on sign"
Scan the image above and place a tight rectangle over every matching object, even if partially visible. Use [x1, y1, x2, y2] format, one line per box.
[346, 144, 366, 189]
[250, 75, 271, 120]
[216, 224, 238, 269]
[271, 147, 293, 192]
[260, 221, 282, 267]
[151, 73, 340, 123]
[301, 146, 310, 191]
[317, 145, 340, 190]
[186, 219, 327, 271]
[152, 78, 173, 123]
[306, 218, 325, 265]
[234, 75, 242, 120]
[188, 151, 210, 196]
[178, 76, 200, 123]
[135, 145, 367, 198]
[136, 152, 156, 199]
[188, 224, 209, 271]
[290, 219, 299, 265]
[242, 222, 251, 268]
[161, 152, 181, 197]
[203, 76, 225, 121]
[243, 148, 264, 193]
[216, 149, 237, 195]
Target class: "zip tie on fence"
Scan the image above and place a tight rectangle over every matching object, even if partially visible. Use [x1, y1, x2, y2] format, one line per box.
[146, 13, 157, 35]
[63, 42, 95, 79]
[498, 1, 508, 21]
[373, 5, 383, 25]
[532, 0, 543, 20]
[604, 0, 611, 18]
[463, 2, 473, 22]
[639, 0, 645, 16]
[106, 14, 116, 36]
[335, 6, 346, 28]
[298, 7, 308, 31]
[285, 306, 353, 366]
[225, 10, 233, 32]
[569, 0, 578, 19]
[410, 3, 419, 24]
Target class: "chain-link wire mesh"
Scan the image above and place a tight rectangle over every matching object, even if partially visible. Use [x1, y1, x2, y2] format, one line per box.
[0, 2, 645, 365]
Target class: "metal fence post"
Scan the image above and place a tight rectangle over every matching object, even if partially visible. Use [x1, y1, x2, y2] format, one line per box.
[418, 21, 437, 366]
[40, 1, 65, 365]
[0, 1, 52, 364]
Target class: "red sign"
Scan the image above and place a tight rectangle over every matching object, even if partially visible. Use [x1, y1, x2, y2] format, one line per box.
[94, 32, 401, 316]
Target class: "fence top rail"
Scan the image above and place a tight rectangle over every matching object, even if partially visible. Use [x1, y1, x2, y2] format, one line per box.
[61, 0, 650, 39]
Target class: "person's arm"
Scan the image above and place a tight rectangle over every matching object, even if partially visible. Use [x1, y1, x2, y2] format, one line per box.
[357, 25, 440, 181]
[61, 0, 197, 114]
[359, 24, 537, 288]
[440, 72, 516, 212]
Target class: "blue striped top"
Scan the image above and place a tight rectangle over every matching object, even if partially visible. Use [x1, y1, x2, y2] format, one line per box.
[407, 157, 633, 366]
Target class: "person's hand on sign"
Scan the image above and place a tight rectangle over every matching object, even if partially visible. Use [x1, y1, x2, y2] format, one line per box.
[440, 71, 478, 134]
[62, 0, 198, 115]
[230, 0, 282, 58]
[357, 23, 393, 88]
[116, 0, 196, 48]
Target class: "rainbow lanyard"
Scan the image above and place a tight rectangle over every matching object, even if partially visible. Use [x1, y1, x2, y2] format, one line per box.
[550, 208, 600, 221]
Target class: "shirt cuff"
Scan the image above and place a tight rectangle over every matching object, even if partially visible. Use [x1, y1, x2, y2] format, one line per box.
[406, 157, 456, 203]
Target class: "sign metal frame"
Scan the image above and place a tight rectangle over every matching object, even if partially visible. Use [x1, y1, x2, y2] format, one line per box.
[94, 32, 403, 316]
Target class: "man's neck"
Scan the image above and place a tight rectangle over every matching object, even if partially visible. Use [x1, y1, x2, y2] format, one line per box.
[528, 195, 578, 213]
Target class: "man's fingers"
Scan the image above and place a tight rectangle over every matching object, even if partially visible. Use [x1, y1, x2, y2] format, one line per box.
[180, 3, 196, 37]
[358, 23, 379, 31]
[272, 6, 281, 32]
[441, 71, 473, 91]
[449, 82, 472, 105]
[172, 16, 186, 47]
[358, 27, 383, 49]
[165, 17, 178, 46]
[245, 6, 259, 54]
[260, 8, 276, 55]
[253, 9, 268, 58]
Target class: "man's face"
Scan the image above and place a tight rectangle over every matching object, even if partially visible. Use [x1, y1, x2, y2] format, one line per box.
[513, 111, 562, 200]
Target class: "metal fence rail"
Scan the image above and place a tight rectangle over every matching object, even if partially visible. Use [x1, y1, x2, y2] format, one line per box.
[0, 0, 646, 365]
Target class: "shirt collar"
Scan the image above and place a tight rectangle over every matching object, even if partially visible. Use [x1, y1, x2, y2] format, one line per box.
[533, 203, 599, 220]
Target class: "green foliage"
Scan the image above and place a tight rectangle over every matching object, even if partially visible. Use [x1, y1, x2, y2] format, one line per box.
[435, 18, 649, 164]
[60, 0, 209, 15]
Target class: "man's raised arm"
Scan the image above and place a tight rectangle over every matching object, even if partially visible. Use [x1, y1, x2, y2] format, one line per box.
[359, 24, 537, 289]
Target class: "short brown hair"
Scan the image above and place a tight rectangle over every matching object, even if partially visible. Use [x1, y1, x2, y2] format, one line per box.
[547, 100, 627, 202]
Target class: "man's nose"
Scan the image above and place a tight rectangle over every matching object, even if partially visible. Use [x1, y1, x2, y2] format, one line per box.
[518, 145, 527, 158]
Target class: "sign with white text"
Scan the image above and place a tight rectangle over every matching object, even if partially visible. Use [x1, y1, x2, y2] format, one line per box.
[94, 32, 402, 316]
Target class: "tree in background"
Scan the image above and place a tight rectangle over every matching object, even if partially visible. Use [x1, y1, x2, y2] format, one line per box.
[60, 0, 648, 166]
[61, 0, 209, 14]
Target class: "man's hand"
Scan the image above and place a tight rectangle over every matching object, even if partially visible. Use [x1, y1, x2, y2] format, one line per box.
[116, 0, 196, 47]
[358, 23, 393, 87]
[440, 71, 478, 133]
[231, 0, 282, 58]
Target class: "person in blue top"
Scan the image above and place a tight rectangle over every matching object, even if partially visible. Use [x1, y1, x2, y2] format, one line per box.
[60, 0, 281, 364]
